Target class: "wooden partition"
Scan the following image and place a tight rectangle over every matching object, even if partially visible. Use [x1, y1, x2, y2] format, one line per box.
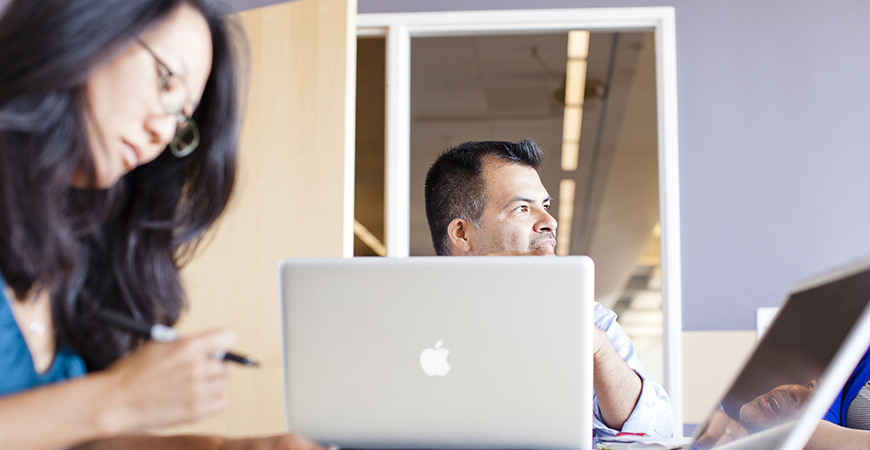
[167, 0, 356, 437]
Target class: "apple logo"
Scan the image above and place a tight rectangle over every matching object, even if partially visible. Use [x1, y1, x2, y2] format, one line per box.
[419, 339, 451, 376]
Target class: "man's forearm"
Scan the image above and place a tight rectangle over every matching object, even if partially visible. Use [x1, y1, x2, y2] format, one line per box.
[593, 334, 642, 430]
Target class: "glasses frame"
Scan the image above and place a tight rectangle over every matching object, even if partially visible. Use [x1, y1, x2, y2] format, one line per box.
[137, 40, 200, 158]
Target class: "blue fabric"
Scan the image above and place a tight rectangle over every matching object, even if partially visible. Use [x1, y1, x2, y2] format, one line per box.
[0, 275, 87, 397]
[823, 348, 870, 426]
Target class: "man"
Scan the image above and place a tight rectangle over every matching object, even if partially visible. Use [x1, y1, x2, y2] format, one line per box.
[424, 139, 673, 438]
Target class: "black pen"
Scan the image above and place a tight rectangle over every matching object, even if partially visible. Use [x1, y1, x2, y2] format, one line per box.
[97, 309, 259, 367]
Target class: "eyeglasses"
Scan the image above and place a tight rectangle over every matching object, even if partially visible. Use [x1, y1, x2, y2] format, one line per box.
[138, 40, 200, 158]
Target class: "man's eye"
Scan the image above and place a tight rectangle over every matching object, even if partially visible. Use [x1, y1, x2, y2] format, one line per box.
[514, 205, 528, 213]
[544, 203, 551, 210]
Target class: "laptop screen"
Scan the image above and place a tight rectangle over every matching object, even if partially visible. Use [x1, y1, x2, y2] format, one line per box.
[691, 260, 870, 450]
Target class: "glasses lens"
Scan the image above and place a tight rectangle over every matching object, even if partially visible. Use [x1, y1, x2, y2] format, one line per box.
[170, 118, 199, 158]
[160, 75, 188, 116]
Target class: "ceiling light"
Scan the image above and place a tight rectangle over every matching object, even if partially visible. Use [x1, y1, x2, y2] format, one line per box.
[562, 142, 579, 171]
[567, 30, 590, 59]
[556, 179, 576, 256]
[562, 105, 582, 142]
[564, 59, 587, 106]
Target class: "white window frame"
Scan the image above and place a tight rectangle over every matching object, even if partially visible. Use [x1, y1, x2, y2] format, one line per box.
[357, 7, 684, 433]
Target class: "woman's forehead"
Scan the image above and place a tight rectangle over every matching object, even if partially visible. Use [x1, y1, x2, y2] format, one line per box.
[140, 4, 213, 101]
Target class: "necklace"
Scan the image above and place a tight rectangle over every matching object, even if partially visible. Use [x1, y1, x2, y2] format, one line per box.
[27, 286, 45, 336]
[29, 317, 46, 335]
[3, 285, 46, 336]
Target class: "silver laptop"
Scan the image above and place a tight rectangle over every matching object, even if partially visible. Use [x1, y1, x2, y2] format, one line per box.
[278, 256, 595, 450]
[686, 257, 870, 450]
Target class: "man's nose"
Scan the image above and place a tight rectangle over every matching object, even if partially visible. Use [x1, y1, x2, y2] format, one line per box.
[535, 210, 558, 234]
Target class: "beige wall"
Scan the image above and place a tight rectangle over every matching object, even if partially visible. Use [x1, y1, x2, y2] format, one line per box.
[682, 330, 757, 424]
[167, 0, 356, 437]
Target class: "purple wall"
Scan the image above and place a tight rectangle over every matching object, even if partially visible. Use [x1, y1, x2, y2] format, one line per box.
[357, 0, 870, 332]
[229, 0, 289, 12]
[233, 0, 870, 331]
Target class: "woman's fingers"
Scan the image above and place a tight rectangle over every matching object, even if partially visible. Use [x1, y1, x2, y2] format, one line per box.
[187, 329, 238, 356]
[102, 328, 239, 432]
[222, 433, 328, 450]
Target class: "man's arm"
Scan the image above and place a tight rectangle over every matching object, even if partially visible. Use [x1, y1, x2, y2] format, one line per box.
[592, 303, 673, 437]
[593, 325, 642, 429]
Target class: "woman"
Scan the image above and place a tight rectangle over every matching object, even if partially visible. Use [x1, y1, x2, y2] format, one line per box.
[0, 1, 320, 448]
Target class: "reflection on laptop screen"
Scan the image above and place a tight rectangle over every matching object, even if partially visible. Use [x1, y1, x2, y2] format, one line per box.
[691, 260, 870, 450]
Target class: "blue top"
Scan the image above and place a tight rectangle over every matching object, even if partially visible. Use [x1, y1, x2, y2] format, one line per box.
[0, 274, 87, 397]
[823, 348, 870, 426]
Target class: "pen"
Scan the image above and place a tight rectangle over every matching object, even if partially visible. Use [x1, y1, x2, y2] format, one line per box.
[97, 309, 259, 367]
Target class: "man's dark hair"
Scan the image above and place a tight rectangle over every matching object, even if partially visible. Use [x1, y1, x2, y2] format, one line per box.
[424, 139, 544, 256]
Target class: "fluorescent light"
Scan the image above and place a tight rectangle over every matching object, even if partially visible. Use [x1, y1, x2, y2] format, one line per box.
[556, 179, 576, 256]
[353, 219, 386, 256]
[561, 31, 589, 176]
[561, 142, 579, 171]
[562, 105, 582, 142]
[568, 30, 590, 59]
[564, 59, 587, 106]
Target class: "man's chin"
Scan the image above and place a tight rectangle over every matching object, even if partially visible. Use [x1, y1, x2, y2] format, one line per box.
[529, 239, 557, 255]
[529, 245, 556, 256]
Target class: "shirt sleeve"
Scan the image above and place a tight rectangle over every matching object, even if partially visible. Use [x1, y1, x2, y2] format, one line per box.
[591, 302, 674, 439]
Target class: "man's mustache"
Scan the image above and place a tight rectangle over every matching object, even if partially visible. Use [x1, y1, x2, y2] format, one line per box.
[529, 232, 557, 248]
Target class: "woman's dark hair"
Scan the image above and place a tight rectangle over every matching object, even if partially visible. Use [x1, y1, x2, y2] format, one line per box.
[424, 139, 544, 256]
[0, 0, 245, 370]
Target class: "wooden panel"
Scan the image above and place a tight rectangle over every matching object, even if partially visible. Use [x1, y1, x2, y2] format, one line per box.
[165, 0, 356, 437]
[682, 330, 757, 424]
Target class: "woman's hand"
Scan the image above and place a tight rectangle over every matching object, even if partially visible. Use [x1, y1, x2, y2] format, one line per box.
[95, 329, 238, 434]
[222, 433, 328, 450]
[805, 420, 870, 450]
[74, 433, 328, 450]
[692, 409, 747, 450]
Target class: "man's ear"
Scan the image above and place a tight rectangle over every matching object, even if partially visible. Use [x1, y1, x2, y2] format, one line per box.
[446, 218, 473, 254]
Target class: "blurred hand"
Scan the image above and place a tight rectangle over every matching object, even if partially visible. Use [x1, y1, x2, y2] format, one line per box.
[73, 432, 327, 450]
[222, 433, 328, 450]
[693, 409, 747, 450]
[96, 329, 238, 433]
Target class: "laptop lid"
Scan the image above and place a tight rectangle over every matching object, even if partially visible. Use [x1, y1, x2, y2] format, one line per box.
[689, 257, 870, 450]
[279, 256, 595, 450]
